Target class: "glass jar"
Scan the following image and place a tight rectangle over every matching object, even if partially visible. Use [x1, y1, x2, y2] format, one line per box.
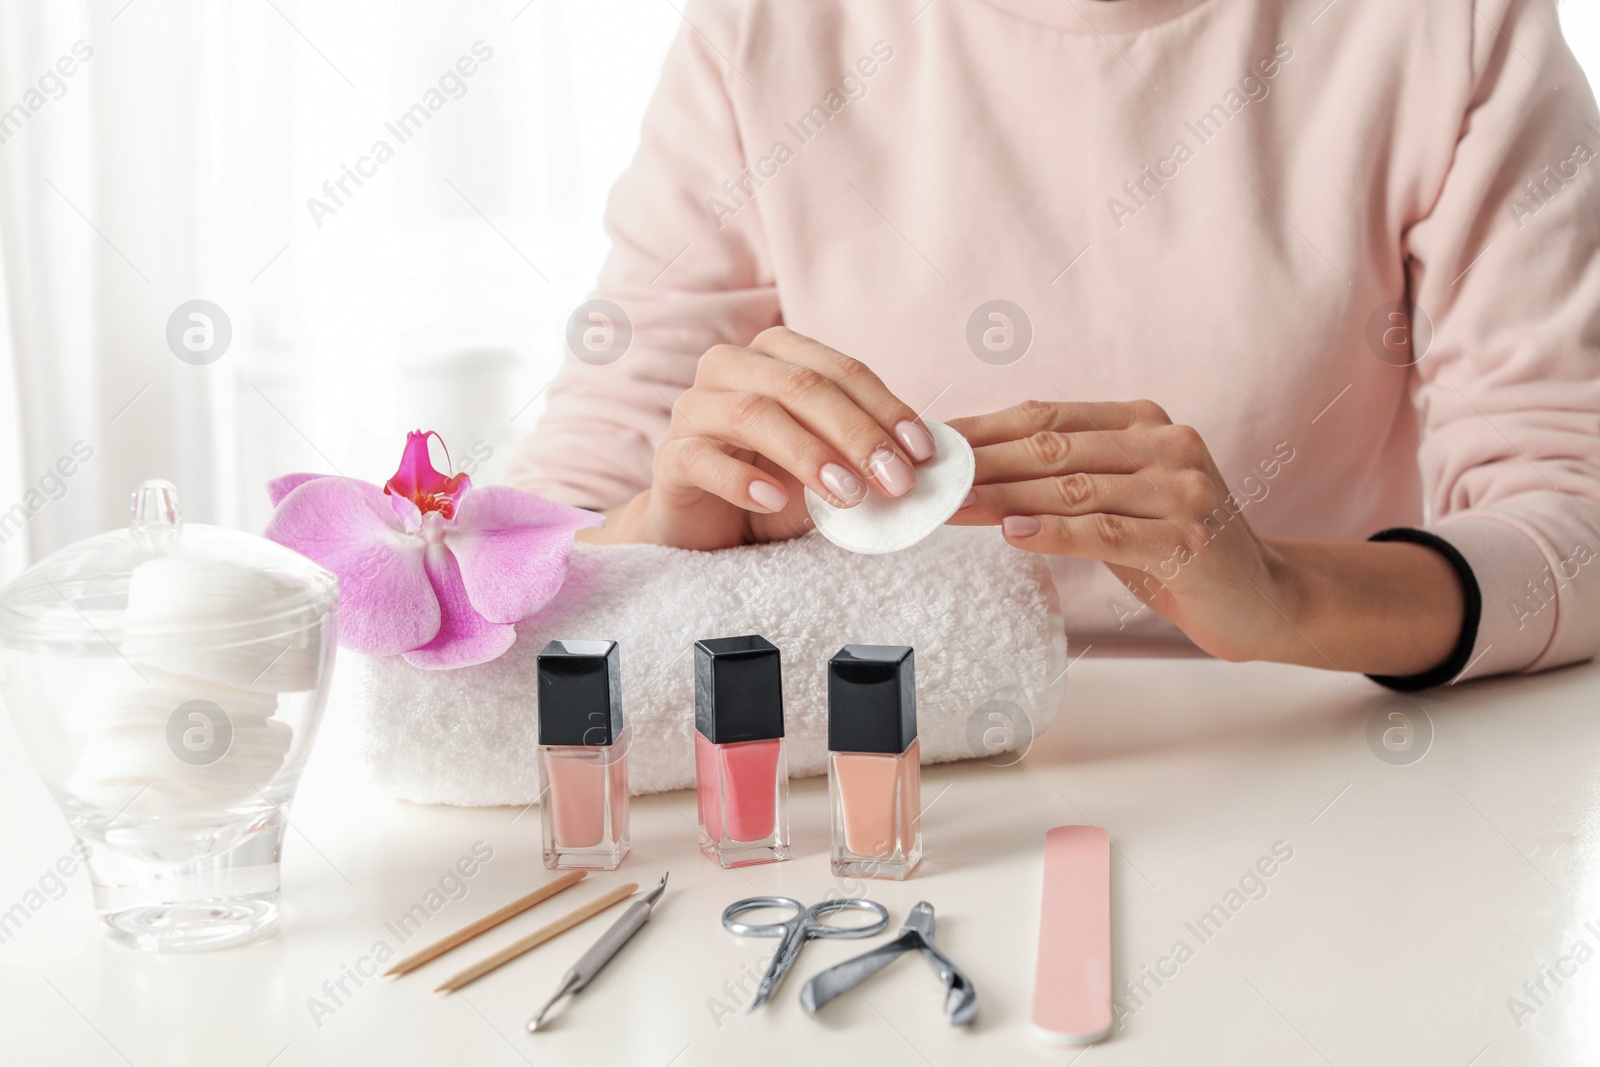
[0, 480, 338, 950]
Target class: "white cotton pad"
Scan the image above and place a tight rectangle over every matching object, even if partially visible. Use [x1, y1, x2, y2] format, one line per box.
[66, 669, 290, 812]
[122, 556, 325, 692]
[804, 419, 976, 555]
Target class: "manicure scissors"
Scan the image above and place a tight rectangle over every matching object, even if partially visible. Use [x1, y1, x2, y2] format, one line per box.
[721, 895, 891, 1012]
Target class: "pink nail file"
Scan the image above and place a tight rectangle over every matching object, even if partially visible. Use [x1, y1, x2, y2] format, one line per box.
[1032, 825, 1112, 1045]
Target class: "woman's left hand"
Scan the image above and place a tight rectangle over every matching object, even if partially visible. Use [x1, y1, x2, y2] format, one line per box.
[945, 399, 1295, 662]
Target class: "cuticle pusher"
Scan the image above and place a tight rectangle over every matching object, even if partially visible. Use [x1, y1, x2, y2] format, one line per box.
[527, 872, 668, 1032]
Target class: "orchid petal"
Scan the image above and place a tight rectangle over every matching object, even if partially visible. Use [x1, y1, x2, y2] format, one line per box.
[267, 472, 326, 507]
[263, 477, 441, 655]
[447, 485, 604, 624]
[401, 539, 516, 669]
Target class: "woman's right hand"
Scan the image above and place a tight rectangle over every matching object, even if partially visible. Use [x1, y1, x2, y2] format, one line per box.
[587, 326, 936, 550]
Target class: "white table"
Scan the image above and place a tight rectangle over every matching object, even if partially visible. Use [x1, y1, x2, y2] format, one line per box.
[2, 655, 1597, 1066]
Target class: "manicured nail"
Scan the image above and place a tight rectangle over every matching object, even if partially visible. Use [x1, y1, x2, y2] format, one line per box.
[1003, 515, 1042, 537]
[820, 463, 867, 506]
[958, 490, 977, 510]
[895, 420, 936, 463]
[748, 480, 789, 513]
[867, 447, 916, 497]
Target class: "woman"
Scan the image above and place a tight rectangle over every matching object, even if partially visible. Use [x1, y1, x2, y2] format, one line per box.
[506, 0, 1600, 690]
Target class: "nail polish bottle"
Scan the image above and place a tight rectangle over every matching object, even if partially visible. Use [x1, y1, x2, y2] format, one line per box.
[827, 644, 921, 880]
[694, 635, 790, 867]
[537, 640, 629, 870]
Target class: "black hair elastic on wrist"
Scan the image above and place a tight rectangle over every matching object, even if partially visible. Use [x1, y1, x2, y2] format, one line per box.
[1365, 528, 1482, 692]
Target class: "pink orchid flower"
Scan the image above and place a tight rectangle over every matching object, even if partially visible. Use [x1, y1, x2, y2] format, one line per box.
[264, 431, 602, 669]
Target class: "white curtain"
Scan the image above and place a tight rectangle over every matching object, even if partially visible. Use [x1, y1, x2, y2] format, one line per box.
[0, 0, 679, 579]
[0, 1, 1595, 581]
[0, 219, 24, 578]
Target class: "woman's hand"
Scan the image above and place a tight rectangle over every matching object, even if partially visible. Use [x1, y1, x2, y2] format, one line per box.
[586, 326, 936, 551]
[947, 399, 1466, 674]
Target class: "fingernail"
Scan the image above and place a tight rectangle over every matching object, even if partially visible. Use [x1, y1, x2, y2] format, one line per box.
[748, 480, 789, 513]
[1003, 515, 1042, 537]
[958, 490, 977, 510]
[820, 463, 867, 506]
[867, 447, 916, 497]
[895, 420, 936, 463]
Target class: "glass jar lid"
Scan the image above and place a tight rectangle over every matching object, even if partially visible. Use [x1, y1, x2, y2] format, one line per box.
[0, 479, 338, 655]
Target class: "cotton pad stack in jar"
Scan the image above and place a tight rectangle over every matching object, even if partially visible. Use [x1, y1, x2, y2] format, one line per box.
[66, 557, 322, 813]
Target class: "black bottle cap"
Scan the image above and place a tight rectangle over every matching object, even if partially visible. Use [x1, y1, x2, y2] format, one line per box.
[827, 644, 917, 754]
[695, 635, 785, 744]
[537, 639, 624, 747]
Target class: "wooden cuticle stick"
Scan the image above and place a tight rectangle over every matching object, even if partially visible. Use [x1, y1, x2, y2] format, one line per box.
[386, 870, 587, 978]
[435, 882, 640, 994]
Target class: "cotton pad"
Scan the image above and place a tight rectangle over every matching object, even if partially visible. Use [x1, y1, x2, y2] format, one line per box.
[122, 556, 325, 692]
[66, 668, 291, 812]
[804, 419, 976, 555]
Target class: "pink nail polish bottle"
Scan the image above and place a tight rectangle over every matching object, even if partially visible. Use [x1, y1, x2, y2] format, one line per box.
[694, 635, 790, 868]
[537, 640, 629, 870]
[828, 645, 921, 880]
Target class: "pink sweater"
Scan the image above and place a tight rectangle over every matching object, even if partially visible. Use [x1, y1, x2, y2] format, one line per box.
[506, 0, 1600, 680]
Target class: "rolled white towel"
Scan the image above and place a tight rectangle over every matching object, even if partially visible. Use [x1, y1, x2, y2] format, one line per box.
[343, 526, 1067, 805]
[121, 556, 326, 692]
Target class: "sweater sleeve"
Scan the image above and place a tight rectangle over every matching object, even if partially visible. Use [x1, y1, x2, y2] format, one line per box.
[501, 1, 778, 509]
[1401, 0, 1600, 680]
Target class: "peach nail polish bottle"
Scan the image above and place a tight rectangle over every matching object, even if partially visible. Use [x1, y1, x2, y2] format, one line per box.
[537, 640, 629, 870]
[694, 635, 790, 867]
[828, 644, 921, 880]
